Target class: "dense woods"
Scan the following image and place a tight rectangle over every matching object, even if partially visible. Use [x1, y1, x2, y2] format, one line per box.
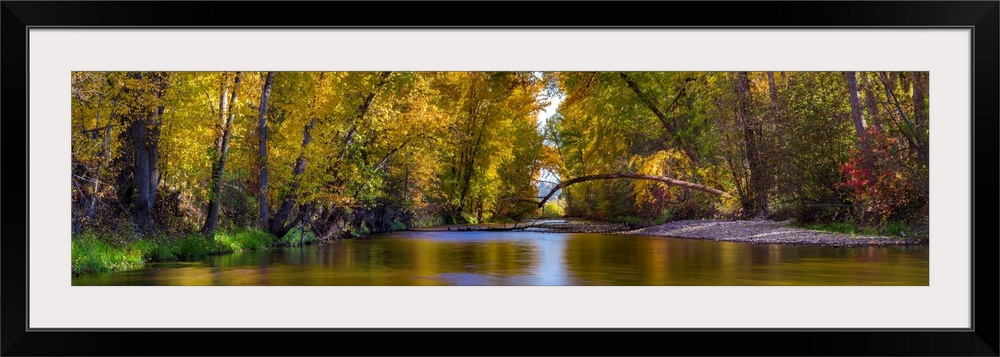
[551, 71, 928, 228]
[71, 71, 929, 258]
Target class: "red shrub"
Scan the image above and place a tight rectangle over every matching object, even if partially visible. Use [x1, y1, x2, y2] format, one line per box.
[836, 129, 924, 224]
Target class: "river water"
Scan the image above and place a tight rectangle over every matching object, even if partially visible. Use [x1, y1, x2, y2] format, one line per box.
[72, 228, 928, 286]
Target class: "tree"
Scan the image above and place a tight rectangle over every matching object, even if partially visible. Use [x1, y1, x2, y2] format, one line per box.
[733, 71, 768, 217]
[121, 71, 169, 233]
[69, 71, 930, 243]
[256, 71, 276, 229]
[202, 71, 243, 236]
[844, 71, 874, 170]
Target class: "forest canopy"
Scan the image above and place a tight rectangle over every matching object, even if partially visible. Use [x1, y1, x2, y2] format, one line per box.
[71, 71, 929, 241]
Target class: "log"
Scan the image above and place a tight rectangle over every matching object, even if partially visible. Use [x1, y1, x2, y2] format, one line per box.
[534, 173, 729, 208]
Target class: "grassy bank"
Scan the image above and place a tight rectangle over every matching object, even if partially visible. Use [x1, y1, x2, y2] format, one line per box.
[71, 229, 274, 276]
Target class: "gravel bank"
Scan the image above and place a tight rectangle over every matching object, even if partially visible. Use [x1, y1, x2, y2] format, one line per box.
[621, 219, 927, 247]
[522, 220, 634, 233]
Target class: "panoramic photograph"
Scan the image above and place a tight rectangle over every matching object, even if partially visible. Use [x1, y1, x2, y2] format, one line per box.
[70, 71, 929, 286]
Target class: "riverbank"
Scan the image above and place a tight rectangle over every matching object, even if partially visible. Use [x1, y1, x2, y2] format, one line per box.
[422, 218, 927, 247]
[72, 230, 276, 276]
[413, 219, 634, 233]
[621, 219, 927, 247]
[72, 218, 927, 276]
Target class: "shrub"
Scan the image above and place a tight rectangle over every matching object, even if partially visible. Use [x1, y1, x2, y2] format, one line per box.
[837, 129, 926, 225]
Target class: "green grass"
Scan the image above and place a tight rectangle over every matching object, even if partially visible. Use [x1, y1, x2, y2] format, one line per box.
[215, 230, 273, 252]
[280, 228, 318, 246]
[170, 235, 220, 260]
[71, 236, 147, 275]
[72, 229, 275, 276]
[879, 221, 912, 237]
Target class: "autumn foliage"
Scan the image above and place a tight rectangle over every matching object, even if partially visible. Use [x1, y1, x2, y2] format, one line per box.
[837, 129, 927, 225]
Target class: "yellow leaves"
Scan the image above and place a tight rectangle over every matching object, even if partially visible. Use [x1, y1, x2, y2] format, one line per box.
[72, 71, 557, 225]
[629, 149, 719, 209]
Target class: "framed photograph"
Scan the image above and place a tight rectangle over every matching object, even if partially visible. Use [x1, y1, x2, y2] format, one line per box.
[4, 1, 997, 356]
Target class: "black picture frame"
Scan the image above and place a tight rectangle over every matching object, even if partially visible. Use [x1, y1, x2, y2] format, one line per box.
[2, 1, 997, 356]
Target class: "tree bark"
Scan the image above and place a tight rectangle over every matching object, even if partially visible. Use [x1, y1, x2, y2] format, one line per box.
[269, 73, 327, 237]
[86, 94, 121, 221]
[202, 71, 243, 236]
[876, 72, 927, 165]
[270, 72, 390, 237]
[257, 71, 275, 229]
[861, 72, 884, 133]
[844, 71, 874, 170]
[125, 72, 168, 233]
[735, 72, 767, 217]
[269, 113, 316, 237]
[129, 112, 152, 230]
[457, 105, 491, 216]
[911, 72, 926, 132]
[534, 173, 728, 209]
[336, 71, 392, 162]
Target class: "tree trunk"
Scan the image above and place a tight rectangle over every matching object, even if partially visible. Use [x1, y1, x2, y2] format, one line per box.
[534, 172, 728, 209]
[877, 72, 925, 164]
[86, 96, 120, 221]
[765, 72, 783, 216]
[269, 74, 323, 237]
[336, 71, 392, 163]
[735, 71, 767, 217]
[257, 71, 275, 229]
[844, 71, 874, 170]
[911, 72, 926, 132]
[268, 114, 315, 237]
[202, 71, 243, 236]
[457, 107, 491, 216]
[861, 72, 884, 133]
[129, 113, 152, 231]
[125, 72, 168, 233]
[271, 72, 392, 237]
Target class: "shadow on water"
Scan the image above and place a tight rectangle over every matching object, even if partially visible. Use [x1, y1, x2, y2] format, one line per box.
[72, 230, 928, 286]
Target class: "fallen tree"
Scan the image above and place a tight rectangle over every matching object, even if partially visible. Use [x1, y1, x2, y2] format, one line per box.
[532, 173, 729, 209]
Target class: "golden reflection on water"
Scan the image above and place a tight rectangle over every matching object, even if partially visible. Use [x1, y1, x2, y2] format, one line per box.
[73, 231, 929, 286]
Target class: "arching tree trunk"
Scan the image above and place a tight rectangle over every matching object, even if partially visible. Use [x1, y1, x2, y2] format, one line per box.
[534, 173, 728, 209]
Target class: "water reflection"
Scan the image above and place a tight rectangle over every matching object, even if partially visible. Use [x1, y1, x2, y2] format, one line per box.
[73, 231, 928, 286]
